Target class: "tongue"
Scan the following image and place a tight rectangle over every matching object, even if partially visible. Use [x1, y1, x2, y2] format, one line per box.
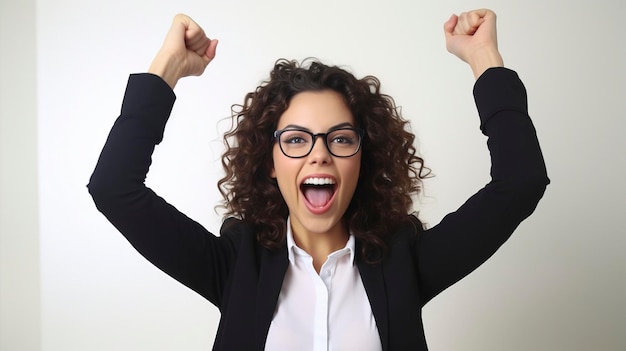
[303, 187, 333, 208]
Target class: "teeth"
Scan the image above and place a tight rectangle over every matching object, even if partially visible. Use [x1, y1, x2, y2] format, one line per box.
[302, 177, 336, 186]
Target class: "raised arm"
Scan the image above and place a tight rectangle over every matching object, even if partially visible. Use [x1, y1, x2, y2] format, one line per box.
[87, 15, 230, 305]
[417, 9, 549, 303]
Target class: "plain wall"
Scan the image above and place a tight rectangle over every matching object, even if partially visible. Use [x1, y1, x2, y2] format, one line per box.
[0, 0, 41, 350]
[1, 0, 625, 350]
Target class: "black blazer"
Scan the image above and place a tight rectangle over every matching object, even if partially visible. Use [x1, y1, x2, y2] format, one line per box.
[88, 68, 549, 350]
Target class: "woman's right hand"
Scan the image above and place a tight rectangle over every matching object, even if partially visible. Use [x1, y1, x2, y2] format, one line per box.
[148, 14, 218, 89]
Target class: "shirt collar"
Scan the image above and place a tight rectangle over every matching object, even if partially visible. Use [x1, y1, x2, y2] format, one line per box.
[286, 217, 355, 265]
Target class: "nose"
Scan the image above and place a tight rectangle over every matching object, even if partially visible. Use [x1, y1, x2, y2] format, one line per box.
[308, 135, 332, 164]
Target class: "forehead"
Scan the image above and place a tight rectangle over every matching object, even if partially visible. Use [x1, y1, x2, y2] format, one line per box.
[276, 90, 354, 130]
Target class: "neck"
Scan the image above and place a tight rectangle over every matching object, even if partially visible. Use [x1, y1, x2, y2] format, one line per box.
[290, 220, 349, 273]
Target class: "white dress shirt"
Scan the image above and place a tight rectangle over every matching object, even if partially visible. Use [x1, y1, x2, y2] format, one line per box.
[265, 218, 382, 351]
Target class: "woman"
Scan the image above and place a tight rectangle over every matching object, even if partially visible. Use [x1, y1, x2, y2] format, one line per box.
[88, 9, 549, 350]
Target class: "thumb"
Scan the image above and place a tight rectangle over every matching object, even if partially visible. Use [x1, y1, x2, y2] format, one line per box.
[204, 39, 219, 63]
[443, 14, 458, 46]
[443, 14, 458, 35]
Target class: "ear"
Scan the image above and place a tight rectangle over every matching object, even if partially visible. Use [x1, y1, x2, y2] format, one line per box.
[270, 167, 276, 178]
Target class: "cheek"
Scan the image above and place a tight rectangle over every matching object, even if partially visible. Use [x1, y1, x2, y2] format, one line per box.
[341, 156, 362, 192]
[271, 146, 299, 185]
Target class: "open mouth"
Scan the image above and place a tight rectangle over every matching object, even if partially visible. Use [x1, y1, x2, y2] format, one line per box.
[300, 177, 337, 209]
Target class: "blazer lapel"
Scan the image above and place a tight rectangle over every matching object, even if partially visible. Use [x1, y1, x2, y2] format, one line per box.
[254, 246, 289, 351]
[357, 247, 389, 351]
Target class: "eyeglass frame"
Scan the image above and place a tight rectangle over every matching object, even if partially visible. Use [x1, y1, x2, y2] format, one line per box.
[273, 127, 365, 159]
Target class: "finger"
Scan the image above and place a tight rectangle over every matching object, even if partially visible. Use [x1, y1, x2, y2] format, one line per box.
[443, 14, 458, 36]
[184, 23, 211, 56]
[187, 35, 211, 56]
[468, 11, 486, 35]
[171, 13, 192, 39]
[469, 8, 491, 19]
[174, 14, 209, 56]
[204, 39, 218, 62]
[454, 12, 472, 35]
[454, 10, 485, 35]
[443, 14, 458, 53]
[452, 12, 466, 35]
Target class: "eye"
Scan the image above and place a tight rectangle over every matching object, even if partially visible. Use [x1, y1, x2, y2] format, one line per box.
[285, 136, 307, 144]
[331, 136, 354, 144]
[329, 130, 358, 145]
[280, 130, 311, 145]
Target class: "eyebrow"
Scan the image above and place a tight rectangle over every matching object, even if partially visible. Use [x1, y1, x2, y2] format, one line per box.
[281, 122, 354, 131]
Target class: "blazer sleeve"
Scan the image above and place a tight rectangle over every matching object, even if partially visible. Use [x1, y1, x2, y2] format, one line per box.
[87, 73, 234, 307]
[416, 67, 550, 303]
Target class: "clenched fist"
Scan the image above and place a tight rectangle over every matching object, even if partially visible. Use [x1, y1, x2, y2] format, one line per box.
[148, 14, 219, 88]
[444, 9, 504, 79]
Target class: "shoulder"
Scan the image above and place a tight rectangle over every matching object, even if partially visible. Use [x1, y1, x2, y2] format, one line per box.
[219, 217, 282, 253]
[219, 217, 256, 242]
[388, 214, 424, 243]
[386, 214, 424, 257]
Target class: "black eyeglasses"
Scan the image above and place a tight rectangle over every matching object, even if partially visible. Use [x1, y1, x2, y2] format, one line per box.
[273, 127, 364, 158]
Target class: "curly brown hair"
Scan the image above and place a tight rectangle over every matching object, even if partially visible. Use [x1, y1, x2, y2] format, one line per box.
[218, 58, 428, 262]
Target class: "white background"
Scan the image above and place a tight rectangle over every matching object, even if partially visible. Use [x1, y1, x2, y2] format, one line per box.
[2, 0, 625, 350]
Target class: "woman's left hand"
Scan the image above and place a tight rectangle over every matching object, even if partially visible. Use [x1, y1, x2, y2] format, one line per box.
[444, 9, 504, 79]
